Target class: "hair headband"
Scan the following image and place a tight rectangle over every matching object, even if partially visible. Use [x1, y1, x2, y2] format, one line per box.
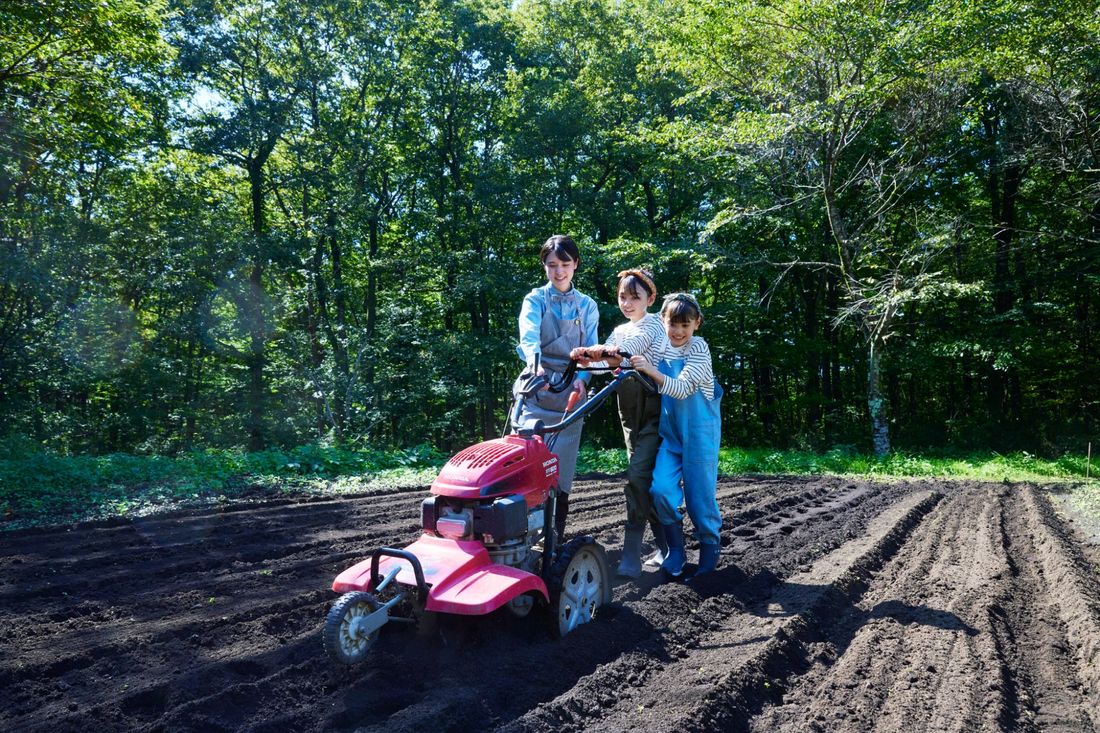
[662, 291, 704, 324]
[664, 292, 701, 309]
[616, 269, 657, 297]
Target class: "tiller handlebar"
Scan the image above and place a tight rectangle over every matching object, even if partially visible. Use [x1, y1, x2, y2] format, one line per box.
[510, 351, 658, 439]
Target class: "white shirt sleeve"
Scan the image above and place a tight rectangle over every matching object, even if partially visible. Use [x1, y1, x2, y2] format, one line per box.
[616, 314, 665, 362]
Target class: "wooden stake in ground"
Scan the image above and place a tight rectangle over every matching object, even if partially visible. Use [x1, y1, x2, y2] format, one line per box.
[1088, 442, 1092, 481]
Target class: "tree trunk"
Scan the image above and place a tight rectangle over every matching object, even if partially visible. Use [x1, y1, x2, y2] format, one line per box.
[183, 335, 203, 451]
[800, 270, 822, 435]
[824, 271, 841, 411]
[1080, 194, 1100, 422]
[990, 164, 1017, 316]
[326, 210, 349, 439]
[867, 340, 890, 457]
[305, 285, 327, 437]
[982, 86, 1025, 427]
[245, 158, 268, 451]
[365, 214, 379, 404]
[478, 289, 497, 440]
[755, 278, 777, 441]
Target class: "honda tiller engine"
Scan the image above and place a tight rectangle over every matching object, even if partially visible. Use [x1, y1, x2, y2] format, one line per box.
[323, 355, 656, 664]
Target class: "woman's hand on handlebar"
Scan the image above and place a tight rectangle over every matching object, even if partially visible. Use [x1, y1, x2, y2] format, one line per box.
[570, 378, 586, 402]
[569, 346, 606, 366]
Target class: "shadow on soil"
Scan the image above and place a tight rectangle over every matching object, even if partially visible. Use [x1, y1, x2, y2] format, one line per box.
[692, 561, 976, 638]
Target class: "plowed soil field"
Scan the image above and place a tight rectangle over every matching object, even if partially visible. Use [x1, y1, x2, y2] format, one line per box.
[3, 476, 1099, 732]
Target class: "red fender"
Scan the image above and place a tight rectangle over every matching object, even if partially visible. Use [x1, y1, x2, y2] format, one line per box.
[333, 534, 549, 615]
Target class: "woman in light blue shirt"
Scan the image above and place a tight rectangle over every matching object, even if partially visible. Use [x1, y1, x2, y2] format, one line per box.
[514, 235, 599, 541]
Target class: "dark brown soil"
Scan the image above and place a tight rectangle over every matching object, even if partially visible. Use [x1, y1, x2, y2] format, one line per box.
[2, 476, 1099, 732]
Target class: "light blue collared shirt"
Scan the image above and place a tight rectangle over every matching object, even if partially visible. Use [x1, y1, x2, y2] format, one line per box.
[516, 282, 599, 383]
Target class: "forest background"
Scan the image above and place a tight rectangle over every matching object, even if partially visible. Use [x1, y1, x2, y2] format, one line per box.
[2, 0, 1098, 466]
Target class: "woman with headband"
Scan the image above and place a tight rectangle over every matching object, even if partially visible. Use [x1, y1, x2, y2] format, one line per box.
[571, 269, 670, 579]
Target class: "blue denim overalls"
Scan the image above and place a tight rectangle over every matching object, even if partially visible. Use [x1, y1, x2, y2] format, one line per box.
[649, 357, 723, 546]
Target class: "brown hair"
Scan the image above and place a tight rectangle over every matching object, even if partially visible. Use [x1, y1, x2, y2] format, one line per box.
[616, 268, 656, 299]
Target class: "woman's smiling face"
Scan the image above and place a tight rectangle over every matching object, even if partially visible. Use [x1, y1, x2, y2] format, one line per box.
[544, 253, 577, 292]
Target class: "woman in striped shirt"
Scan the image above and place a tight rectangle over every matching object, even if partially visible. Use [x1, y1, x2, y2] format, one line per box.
[571, 269, 670, 579]
[629, 293, 723, 579]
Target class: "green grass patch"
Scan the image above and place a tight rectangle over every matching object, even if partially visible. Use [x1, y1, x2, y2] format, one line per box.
[715, 446, 1092, 482]
[2, 443, 1094, 530]
[0, 443, 446, 529]
[1066, 480, 1100, 524]
[583, 445, 1094, 483]
[576, 445, 631, 474]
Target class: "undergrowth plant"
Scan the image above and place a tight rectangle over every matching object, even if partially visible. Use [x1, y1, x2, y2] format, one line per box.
[1, 444, 1094, 529]
[0, 444, 446, 527]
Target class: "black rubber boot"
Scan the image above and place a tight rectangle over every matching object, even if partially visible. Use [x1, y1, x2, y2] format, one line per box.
[616, 524, 644, 579]
[691, 542, 720, 578]
[644, 520, 669, 568]
[555, 492, 570, 543]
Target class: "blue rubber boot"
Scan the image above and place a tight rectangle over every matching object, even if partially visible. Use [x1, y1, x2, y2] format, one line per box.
[691, 542, 720, 578]
[660, 521, 686, 578]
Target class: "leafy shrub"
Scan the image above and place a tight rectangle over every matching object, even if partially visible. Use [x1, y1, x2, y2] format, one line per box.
[577, 446, 628, 474]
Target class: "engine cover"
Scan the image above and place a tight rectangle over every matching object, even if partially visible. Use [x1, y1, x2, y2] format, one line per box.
[473, 495, 527, 542]
[431, 435, 556, 508]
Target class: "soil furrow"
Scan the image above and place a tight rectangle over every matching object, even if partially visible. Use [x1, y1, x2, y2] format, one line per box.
[3, 477, 1099, 733]
[502, 490, 941, 732]
[997, 486, 1100, 731]
[742, 484, 1100, 733]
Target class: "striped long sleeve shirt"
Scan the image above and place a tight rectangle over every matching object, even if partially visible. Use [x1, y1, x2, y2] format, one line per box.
[606, 313, 668, 365]
[654, 336, 716, 401]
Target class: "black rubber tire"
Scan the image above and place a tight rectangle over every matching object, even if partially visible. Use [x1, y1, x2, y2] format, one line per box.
[323, 591, 380, 665]
[545, 536, 611, 638]
[507, 591, 537, 619]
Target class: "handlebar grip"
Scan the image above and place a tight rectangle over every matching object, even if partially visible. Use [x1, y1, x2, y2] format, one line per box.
[565, 387, 582, 412]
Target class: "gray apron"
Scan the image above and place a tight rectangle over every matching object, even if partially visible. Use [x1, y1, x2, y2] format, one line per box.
[513, 293, 589, 494]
